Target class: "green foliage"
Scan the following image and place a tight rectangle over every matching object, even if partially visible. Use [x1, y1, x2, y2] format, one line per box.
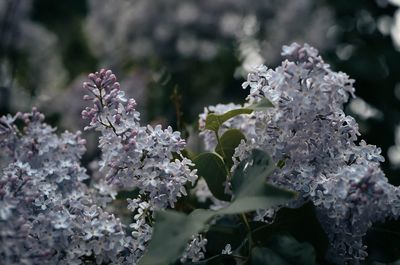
[247, 98, 274, 111]
[231, 149, 274, 197]
[194, 129, 246, 201]
[205, 109, 252, 132]
[138, 209, 214, 265]
[204, 98, 273, 132]
[251, 234, 316, 265]
[215, 129, 246, 169]
[249, 203, 329, 261]
[139, 149, 295, 265]
[194, 152, 230, 201]
[204, 218, 247, 257]
[221, 149, 296, 215]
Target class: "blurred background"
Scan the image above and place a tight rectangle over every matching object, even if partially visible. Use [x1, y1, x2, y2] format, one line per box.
[1, 0, 400, 185]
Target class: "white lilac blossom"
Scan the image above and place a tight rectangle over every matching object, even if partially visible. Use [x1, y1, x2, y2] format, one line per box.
[52, 71, 149, 133]
[82, 69, 199, 261]
[199, 43, 400, 264]
[81, 69, 197, 209]
[221, 244, 232, 255]
[180, 234, 208, 263]
[126, 197, 153, 259]
[85, 0, 334, 67]
[37, 69, 151, 159]
[315, 158, 398, 263]
[0, 109, 130, 265]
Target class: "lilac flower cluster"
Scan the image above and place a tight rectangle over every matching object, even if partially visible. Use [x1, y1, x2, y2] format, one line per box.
[81, 69, 198, 260]
[200, 43, 400, 264]
[0, 67, 200, 264]
[0, 109, 130, 265]
[82, 69, 197, 209]
[180, 234, 208, 263]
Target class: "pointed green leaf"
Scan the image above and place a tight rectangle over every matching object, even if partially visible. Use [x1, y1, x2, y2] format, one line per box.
[138, 209, 214, 265]
[221, 149, 295, 214]
[204, 109, 253, 132]
[231, 149, 276, 197]
[204, 98, 273, 132]
[139, 150, 295, 265]
[219, 189, 293, 215]
[194, 152, 230, 201]
[247, 98, 274, 111]
[215, 129, 246, 169]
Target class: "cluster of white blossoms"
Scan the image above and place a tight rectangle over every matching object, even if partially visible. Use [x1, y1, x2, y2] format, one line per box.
[82, 69, 198, 209]
[82, 69, 199, 262]
[0, 68, 201, 264]
[180, 234, 208, 263]
[0, 66, 200, 265]
[85, 0, 334, 67]
[0, 109, 131, 265]
[199, 43, 400, 264]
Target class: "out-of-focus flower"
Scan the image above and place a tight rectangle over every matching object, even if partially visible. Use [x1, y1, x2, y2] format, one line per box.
[0, 0, 67, 109]
[85, 0, 335, 68]
[221, 244, 232, 255]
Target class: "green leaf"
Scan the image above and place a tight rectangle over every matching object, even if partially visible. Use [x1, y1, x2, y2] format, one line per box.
[249, 203, 329, 260]
[204, 219, 247, 257]
[252, 247, 290, 265]
[116, 189, 140, 200]
[247, 98, 274, 111]
[231, 149, 276, 197]
[181, 149, 196, 161]
[193, 152, 230, 201]
[138, 209, 214, 265]
[219, 191, 292, 215]
[215, 129, 246, 169]
[138, 150, 295, 265]
[204, 109, 253, 132]
[251, 235, 317, 265]
[220, 149, 295, 221]
[204, 98, 273, 132]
